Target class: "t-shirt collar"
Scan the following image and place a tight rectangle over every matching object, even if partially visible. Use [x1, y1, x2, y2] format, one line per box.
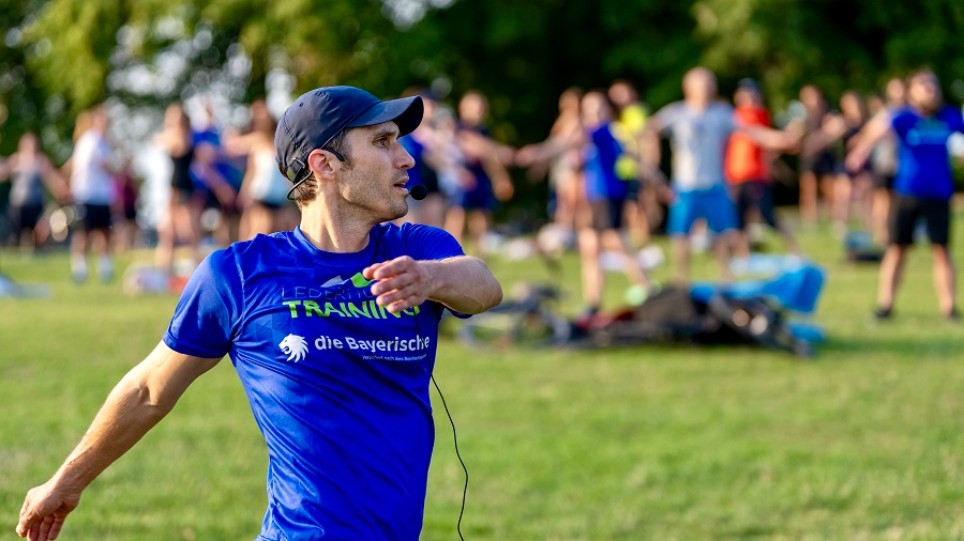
[289, 225, 379, 266]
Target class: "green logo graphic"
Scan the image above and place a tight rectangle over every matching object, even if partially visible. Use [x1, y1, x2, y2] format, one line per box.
[350, 272, 375, 288]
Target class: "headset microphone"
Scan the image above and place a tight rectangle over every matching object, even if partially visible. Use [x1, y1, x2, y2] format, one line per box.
[408, 185, 428, 201]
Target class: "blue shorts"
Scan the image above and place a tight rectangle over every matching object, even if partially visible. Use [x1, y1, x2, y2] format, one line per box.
[668, 184, 738, 236]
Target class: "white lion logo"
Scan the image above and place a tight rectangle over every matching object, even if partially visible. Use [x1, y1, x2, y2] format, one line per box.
[279, 334, 309, 363]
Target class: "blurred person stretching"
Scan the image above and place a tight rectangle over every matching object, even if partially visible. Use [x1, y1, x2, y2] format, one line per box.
[515, 87, 586, 234]
[399, 90, 447, 227]
[193, 101, 242, 245]
[225, 99, 297, 239]
[0, 133, 69, 249]
[445, 91, 514, 251]
[643, 67, 796, 284]
[867, 77, 907, 245]
[16, 85, 503, 541]
[576, 90, 653, 315]
[847, 69, 964, 320]
[724, 79, 800, 257]
[805, 91, 875, 235]
[153, 102, 202, 275]
[797, 85, 839, 226]
[64, 105, 118, 283]
[608, 79, 660, 247]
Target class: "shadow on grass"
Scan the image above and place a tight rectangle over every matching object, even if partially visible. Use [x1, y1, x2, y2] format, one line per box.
[820, 333, 960, 360]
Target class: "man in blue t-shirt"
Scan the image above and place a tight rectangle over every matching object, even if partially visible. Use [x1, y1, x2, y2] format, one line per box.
[17, 86, 504, 541]
[847, 69, 964, 320]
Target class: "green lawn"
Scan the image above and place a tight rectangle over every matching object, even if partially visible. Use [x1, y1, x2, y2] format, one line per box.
[2, 215, 963, 540]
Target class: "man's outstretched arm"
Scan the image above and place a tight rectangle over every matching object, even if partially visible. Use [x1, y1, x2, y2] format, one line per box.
[17, 343, 220, 541]
[365, 255, 503, 315]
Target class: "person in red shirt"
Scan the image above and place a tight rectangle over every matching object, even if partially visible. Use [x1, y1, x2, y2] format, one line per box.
[725, 79, 800, 257]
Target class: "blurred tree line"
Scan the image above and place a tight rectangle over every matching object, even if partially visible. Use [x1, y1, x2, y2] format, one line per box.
[2, 0, 962, 163]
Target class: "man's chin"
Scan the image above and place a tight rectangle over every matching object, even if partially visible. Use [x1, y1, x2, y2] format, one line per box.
[388, 202, 409, 222]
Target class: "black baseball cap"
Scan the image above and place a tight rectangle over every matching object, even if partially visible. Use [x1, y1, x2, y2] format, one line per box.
[275, 86, 424, 184]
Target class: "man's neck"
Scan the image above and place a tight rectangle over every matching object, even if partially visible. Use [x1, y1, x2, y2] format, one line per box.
[299, 201, 376, 253]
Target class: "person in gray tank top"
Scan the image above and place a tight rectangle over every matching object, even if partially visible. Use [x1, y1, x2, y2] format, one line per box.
[643, 67, 799, 284]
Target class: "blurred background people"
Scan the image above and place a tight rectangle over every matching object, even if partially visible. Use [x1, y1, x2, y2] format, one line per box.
[645, 67, 740, 284]
[576, 90, 653, 317]
[152, 102, 201, 276]
[847, 69, 964, 320]
[445, 91, 515, 251]
[399, 90, 447, 228]
[724, 78, 800, 257]
[608, 79, 659, 247]
[867, 77, 907, 246]
[515, 87, 586, 241]
[797, 85, 840, 228]
[0, 132, 69, 249]
[224, 99, 296, 239]
[833, 90, 874, 235]
[64, 104, 118, 283]
[193, 101, 242, 246]
[110, 157, 141, 252]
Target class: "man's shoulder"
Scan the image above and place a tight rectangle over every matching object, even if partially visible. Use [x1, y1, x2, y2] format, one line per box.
[205, 231, 295, 272]
[656, 101, 685, 119]
[377, 222, 463, 259]
[379, 221, 447, 238]
[709, 101, 735, 118]
[938, 105, 964, 124]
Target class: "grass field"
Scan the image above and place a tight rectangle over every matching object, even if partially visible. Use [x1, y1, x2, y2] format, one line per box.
[2, 215, 964, 541]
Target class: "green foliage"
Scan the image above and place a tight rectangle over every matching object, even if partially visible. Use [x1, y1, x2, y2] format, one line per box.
[25, 0, 128, 110]
[694, 0, 964, 108]
[2, 0, 962, 159]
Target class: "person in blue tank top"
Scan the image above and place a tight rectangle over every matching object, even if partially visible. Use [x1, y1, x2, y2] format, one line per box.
[847, 69, 964, 320]
[17, 86, 504, 541]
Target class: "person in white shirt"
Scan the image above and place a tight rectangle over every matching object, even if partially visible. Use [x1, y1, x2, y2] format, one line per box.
[66, 105, 117, 283]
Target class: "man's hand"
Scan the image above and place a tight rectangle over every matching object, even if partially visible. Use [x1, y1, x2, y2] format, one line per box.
[16, 480, 80, 540]
[364, 256, 437, 314]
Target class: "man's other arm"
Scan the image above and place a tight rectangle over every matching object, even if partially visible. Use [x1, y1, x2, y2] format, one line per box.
[365, 255, 503, 315]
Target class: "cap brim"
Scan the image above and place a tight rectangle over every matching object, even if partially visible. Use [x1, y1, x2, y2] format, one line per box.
[347, 96, 424, 136]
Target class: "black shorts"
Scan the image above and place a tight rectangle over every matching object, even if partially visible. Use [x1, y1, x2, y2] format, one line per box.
[801, 150, 837, 177]
[9, 203, 44, 234]
[733, 181, 779, 230]
[873, 173, 895, 191]
[889, 195, 950, 247]
[589, 198, 627, 231]
[74, 203, 112, 232]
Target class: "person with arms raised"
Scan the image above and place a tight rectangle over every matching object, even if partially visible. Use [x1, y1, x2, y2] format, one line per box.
[847, 69, 963, 320]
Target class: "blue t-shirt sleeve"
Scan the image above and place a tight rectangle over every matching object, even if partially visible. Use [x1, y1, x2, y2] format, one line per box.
[401, 223, 465, 261]
[946, 107, 964, 134]
[890, 109, 915, 135]
[399, 224, 475, 318]
[592, 125, 622, 166]
[163, 249, 241, 359]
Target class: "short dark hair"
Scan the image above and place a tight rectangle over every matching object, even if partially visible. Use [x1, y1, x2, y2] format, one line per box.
[289, 130, 354, 207]
[325, 130, 353, 170]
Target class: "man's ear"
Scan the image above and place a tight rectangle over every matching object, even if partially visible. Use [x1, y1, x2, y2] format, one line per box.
[307, 149, 337, 178]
